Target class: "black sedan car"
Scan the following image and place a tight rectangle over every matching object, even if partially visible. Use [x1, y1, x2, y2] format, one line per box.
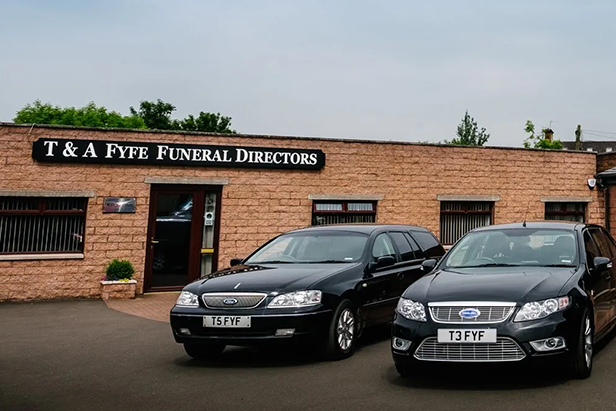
[391, 221, 616, 379]
[170, 224, 445, 360]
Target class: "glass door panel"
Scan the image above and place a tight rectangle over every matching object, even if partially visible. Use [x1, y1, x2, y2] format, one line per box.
[150, 193, 193, 288]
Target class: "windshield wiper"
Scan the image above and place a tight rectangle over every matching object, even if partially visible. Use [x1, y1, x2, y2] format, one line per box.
[306, 260, 351, 264]
[537, 264, 577, 267]
[455, 263, 521, 268]
[253, 260, 295, 264]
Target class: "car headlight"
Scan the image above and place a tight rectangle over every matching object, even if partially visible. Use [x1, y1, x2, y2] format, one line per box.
[267, 290, 322, 308]
[176, 291, 199, 307]
[396, 298, 426, 322]
[514, 297, 570, 322]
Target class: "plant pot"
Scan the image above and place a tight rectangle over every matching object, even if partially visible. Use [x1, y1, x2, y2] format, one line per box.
[100, 279, 137, 301]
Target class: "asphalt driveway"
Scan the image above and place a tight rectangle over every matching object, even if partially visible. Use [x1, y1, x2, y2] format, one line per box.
[2, 300, 616, 411]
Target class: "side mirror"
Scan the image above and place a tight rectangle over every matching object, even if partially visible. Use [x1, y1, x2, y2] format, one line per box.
[591, 256, 612, 275]
[421, 259, 438, 272]
[230, 258, 243, 267]
[368, 255, 396, 272]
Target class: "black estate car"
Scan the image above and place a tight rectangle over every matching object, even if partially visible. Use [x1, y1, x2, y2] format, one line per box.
[391, 221, 616, 379]
[170, 224, 445, 360]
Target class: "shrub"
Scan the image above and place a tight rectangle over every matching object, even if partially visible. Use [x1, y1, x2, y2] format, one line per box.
[105, 259, 135, 281]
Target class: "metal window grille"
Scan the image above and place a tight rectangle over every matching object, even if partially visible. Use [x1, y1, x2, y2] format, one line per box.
[312, 201, 377, 226]
[545, 202, 586, 223]
[440, 201, 493, 245]
[0, 197, 88, 254]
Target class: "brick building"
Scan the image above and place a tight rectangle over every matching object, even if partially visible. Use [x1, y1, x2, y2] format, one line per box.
[562, 140, 616, 153]
[0, 123, 608, 301]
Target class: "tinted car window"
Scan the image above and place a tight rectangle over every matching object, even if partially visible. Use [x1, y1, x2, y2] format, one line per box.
[372, 233, 397, 261]
[601, 228, 616, 259]
[584, 231, 601, 267]
[390, 232, 416, 261]
[590, 228, 614, 259]
[410, 230, 444, 258]
[403, 232, 423, 256]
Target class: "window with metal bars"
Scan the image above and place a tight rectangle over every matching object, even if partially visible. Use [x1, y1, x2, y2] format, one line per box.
[312, 201, 377, 226]
[0, 197, 88, 254]
[440, 201, 493, 245]
[544, 202, 586, 223]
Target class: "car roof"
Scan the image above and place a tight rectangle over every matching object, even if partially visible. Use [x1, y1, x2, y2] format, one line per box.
[287, 223, 432, 235]
[471, 220, 585, 232]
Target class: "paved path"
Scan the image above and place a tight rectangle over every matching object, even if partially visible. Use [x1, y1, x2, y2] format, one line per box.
[2, 299, 616, 411]
[105, 292, 178, 322]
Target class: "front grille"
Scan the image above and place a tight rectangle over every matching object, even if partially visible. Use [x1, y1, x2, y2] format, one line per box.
[414, 337, 526, 362]
[202, 293, 267, 309]
[429, 302, 516, 324]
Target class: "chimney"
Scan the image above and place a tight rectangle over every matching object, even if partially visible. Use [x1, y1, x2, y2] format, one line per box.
[544, 128, 554, 142]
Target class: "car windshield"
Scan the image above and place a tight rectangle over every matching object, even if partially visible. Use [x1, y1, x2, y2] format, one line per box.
[442, 228, 579, 269]
[245, 232, 368, 264]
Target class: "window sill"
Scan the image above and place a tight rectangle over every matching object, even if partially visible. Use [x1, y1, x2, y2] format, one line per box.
[0, 253, 85, 261]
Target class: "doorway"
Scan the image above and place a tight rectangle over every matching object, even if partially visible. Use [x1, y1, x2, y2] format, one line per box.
[144, 185, 222, 292]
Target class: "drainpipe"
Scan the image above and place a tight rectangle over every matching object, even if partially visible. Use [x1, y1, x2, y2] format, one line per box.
[605, 185, 611, 231]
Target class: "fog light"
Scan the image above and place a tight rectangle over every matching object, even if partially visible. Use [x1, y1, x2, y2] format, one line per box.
[530, 337, 566, 352]
[392, 337, 412, 351]
[275, 328, 295, 337]
[178, 327, 191, 335]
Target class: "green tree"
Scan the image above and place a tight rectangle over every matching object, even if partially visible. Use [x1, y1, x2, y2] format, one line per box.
[446, 110, 490, 146]
[13, 100, 146, 129]
[129, 99, 177, 131]
[129, 99, 236, 133]
[522, 120, 563, 149]
[12, 99, 237, 134]
[177, 112, 236, 133]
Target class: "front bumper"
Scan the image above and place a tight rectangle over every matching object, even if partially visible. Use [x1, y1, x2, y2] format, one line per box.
[391, 310, 579, 366]
[170, 306, 333, 346]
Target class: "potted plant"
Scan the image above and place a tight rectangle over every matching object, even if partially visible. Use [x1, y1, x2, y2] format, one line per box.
[100, 259, 137, 300]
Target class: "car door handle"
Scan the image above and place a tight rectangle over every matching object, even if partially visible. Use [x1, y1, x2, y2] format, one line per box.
[151, 238, 159, 244]
[397, 272, 404, 279]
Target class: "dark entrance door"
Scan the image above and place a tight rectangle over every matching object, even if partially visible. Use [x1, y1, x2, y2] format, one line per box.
[144, 185, 221, 292]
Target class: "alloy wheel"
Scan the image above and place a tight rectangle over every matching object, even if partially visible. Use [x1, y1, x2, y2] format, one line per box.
[584, 316, 593, 369]
[337, 308, 355, 351]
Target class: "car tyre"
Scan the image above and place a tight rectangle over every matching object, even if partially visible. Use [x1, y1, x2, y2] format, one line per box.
[568, 309, 593, 379]
[183, 342, 226, 361]
[395, 363, 411, 378]
[323, 299, 358, 360]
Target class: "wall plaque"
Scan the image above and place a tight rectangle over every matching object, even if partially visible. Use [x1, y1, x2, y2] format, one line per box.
[103, 197, 136, 213]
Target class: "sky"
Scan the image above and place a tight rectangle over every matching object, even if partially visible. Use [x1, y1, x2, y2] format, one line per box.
[2, 0, 616, 147]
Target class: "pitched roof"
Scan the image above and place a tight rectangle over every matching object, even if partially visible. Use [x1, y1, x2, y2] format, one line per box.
[561, 140, 616, 153]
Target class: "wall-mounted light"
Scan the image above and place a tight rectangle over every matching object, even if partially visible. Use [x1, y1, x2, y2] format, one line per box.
[587, 178, 597, 190]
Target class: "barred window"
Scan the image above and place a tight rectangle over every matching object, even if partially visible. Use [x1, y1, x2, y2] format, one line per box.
[440, 201, 493, 245]
[0, 197, 88, 254]
[545, 202, 586, 222]
[312, 201, 377, 226]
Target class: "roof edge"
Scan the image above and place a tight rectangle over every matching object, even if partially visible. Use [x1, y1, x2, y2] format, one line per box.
[0, 122, 597, 154]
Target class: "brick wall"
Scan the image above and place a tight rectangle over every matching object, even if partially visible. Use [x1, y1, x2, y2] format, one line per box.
[0, 124, 603, 301]
[597, 153, 616, 173]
